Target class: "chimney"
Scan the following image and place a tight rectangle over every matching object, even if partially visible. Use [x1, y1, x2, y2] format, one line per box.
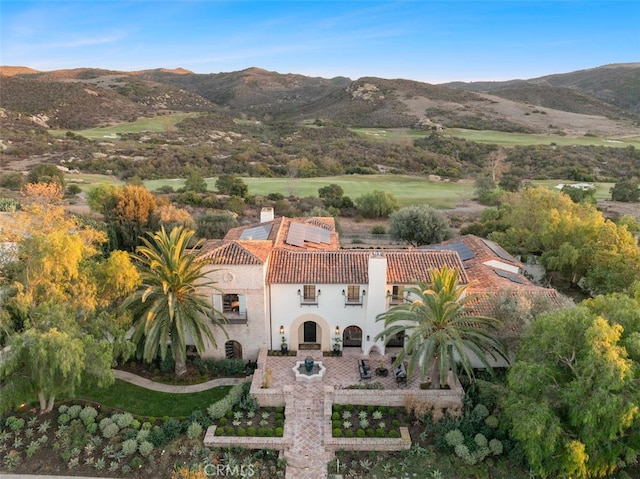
[260, 207, 274, 223]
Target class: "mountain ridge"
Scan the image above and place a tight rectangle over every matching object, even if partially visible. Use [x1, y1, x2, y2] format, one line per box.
[0, 63, 637, 133]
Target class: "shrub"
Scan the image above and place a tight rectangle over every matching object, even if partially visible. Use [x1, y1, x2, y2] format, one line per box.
[130, 419, 141, 430]
[58, 405, 69, 414]
[333, 405, 342, 412]
[121, 439, 138, 456]
[389, 430, 399, 438]
[207, 382, 247, 420]
[357, 429, 365, 438]
[86, 423, 98, 434]
[454, 444, 471, 463]
[189, 409, 212, 429]
[67, 405, 82, 418]
[376, 428, 385, 437]
[392, 419, 400, 427]
[99, 418, 113, 431]
[58, 414, 71, 425]
[332, 412, 340, 420]
[215, 427, 225, 436]
[102, 423, 120, 439]
[219, 418, 227, 426]
[444, 429, 465, 447]
[474, 433, 488, 448]
[266, 428, 274, 436]
[484, 415, 499, 428]
[79, 406, 98, 425]
[136, 429, 150, 442]
[333, 428, 342, 437]
[332, 420, 340, 429]
[489, 439, 503, 456]
[236, 427, 246, 437]
[471, 404, 490, 420]
[345, 429, 354, 438]
[148, 426, 166, 447]
[366, 428, 375, 437]
[370, 225, 386, 235]
[275, 427, 283, 437]
[116, 413, 134, 429]
[162, 419, 183, 441]
[186, 422, 203, 440]
[246, 427, 255, 436]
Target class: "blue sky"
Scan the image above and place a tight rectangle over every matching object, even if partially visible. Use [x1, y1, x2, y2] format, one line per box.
[1, 1, 638, 83]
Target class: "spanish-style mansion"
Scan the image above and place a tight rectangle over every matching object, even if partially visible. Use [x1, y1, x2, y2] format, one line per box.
[199, 207, 558, 363]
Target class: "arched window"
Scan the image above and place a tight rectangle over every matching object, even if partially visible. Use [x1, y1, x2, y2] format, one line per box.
[225, 340, 243, 359]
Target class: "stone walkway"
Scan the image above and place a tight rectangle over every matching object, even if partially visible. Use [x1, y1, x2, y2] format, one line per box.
[282, 384, 333, 479]
[113, 369, 244, 393]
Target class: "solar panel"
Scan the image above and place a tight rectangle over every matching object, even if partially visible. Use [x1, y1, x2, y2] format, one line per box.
[286, 222, 332, 246]
[239, 224, 272, 240]
[286, 223, 306, 246]
[494, 269, 526, 284]
[427, 242, 475, 261]
[481, 239, 516, 262]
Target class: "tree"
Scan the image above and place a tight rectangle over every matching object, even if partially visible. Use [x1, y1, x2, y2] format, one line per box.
[123, 226, 227, 376]
[388, 205, 452, 246]
[355, 190, 398, 219]
[375, 266, 507, 388]
[215, 174, 248, 198]
[486, 187, 640, 294]
[474, 176, 500, 205]
[498, 173, 522, 192]
[101, 185, 158, 251]
[0, 304, 114, 414]
[27, 163, 65, 188]
[318, 184, 345, 209]
[183, 169, 208, 193]
[504, 304, 640, 478]
[196, 212, 239, 239]
[0, 187, 140, 413]
[561, 185, 596, 205]
[610, 179, 640, 202]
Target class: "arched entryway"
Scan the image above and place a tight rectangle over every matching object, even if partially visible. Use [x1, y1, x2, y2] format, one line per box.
[343, 325, 363, 347]
[386, 331, 405, 348]
[225, 340, 243, 359]
[298, 320, 320, 350]
[288, 314, 331, 351]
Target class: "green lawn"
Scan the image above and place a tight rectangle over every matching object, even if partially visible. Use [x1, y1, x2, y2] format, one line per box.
[351, 127, 640, 148]
[144, 174, 473, 209]
[73, 380, 231, 417]
[50, 113, 198, 139]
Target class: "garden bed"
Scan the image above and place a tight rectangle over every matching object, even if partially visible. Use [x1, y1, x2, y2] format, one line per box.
[331, 404, 409, 438]
[1, 401, 285, 478]
[117, 356, 251, 386]
[212, 406, 285, 437]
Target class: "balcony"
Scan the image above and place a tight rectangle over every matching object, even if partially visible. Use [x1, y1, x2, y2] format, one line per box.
[344, 295, 364, 307]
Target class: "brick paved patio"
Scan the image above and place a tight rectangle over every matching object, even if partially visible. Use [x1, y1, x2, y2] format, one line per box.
[241, 348, 464, 479]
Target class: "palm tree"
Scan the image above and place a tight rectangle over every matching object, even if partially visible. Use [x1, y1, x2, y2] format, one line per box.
[375, 265, 507, 388]
[123, 226, 226, 376]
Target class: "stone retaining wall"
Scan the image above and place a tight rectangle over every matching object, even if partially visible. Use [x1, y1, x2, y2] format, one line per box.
[332, 371, 464, 410]
[203, 426, 289, 450]
[324, 427, 411, 452]
[250, 349, 286, 407]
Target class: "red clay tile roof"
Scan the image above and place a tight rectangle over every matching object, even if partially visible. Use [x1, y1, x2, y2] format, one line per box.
[266, 249, 468, 285]
[386, 251, 468, 284]
[200, 240, 271, 265]
[266, 250, 369, 283]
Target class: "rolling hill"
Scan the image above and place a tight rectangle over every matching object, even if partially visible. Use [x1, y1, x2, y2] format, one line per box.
[442, 63, 640, 115]
[1, 63, 638, 134]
